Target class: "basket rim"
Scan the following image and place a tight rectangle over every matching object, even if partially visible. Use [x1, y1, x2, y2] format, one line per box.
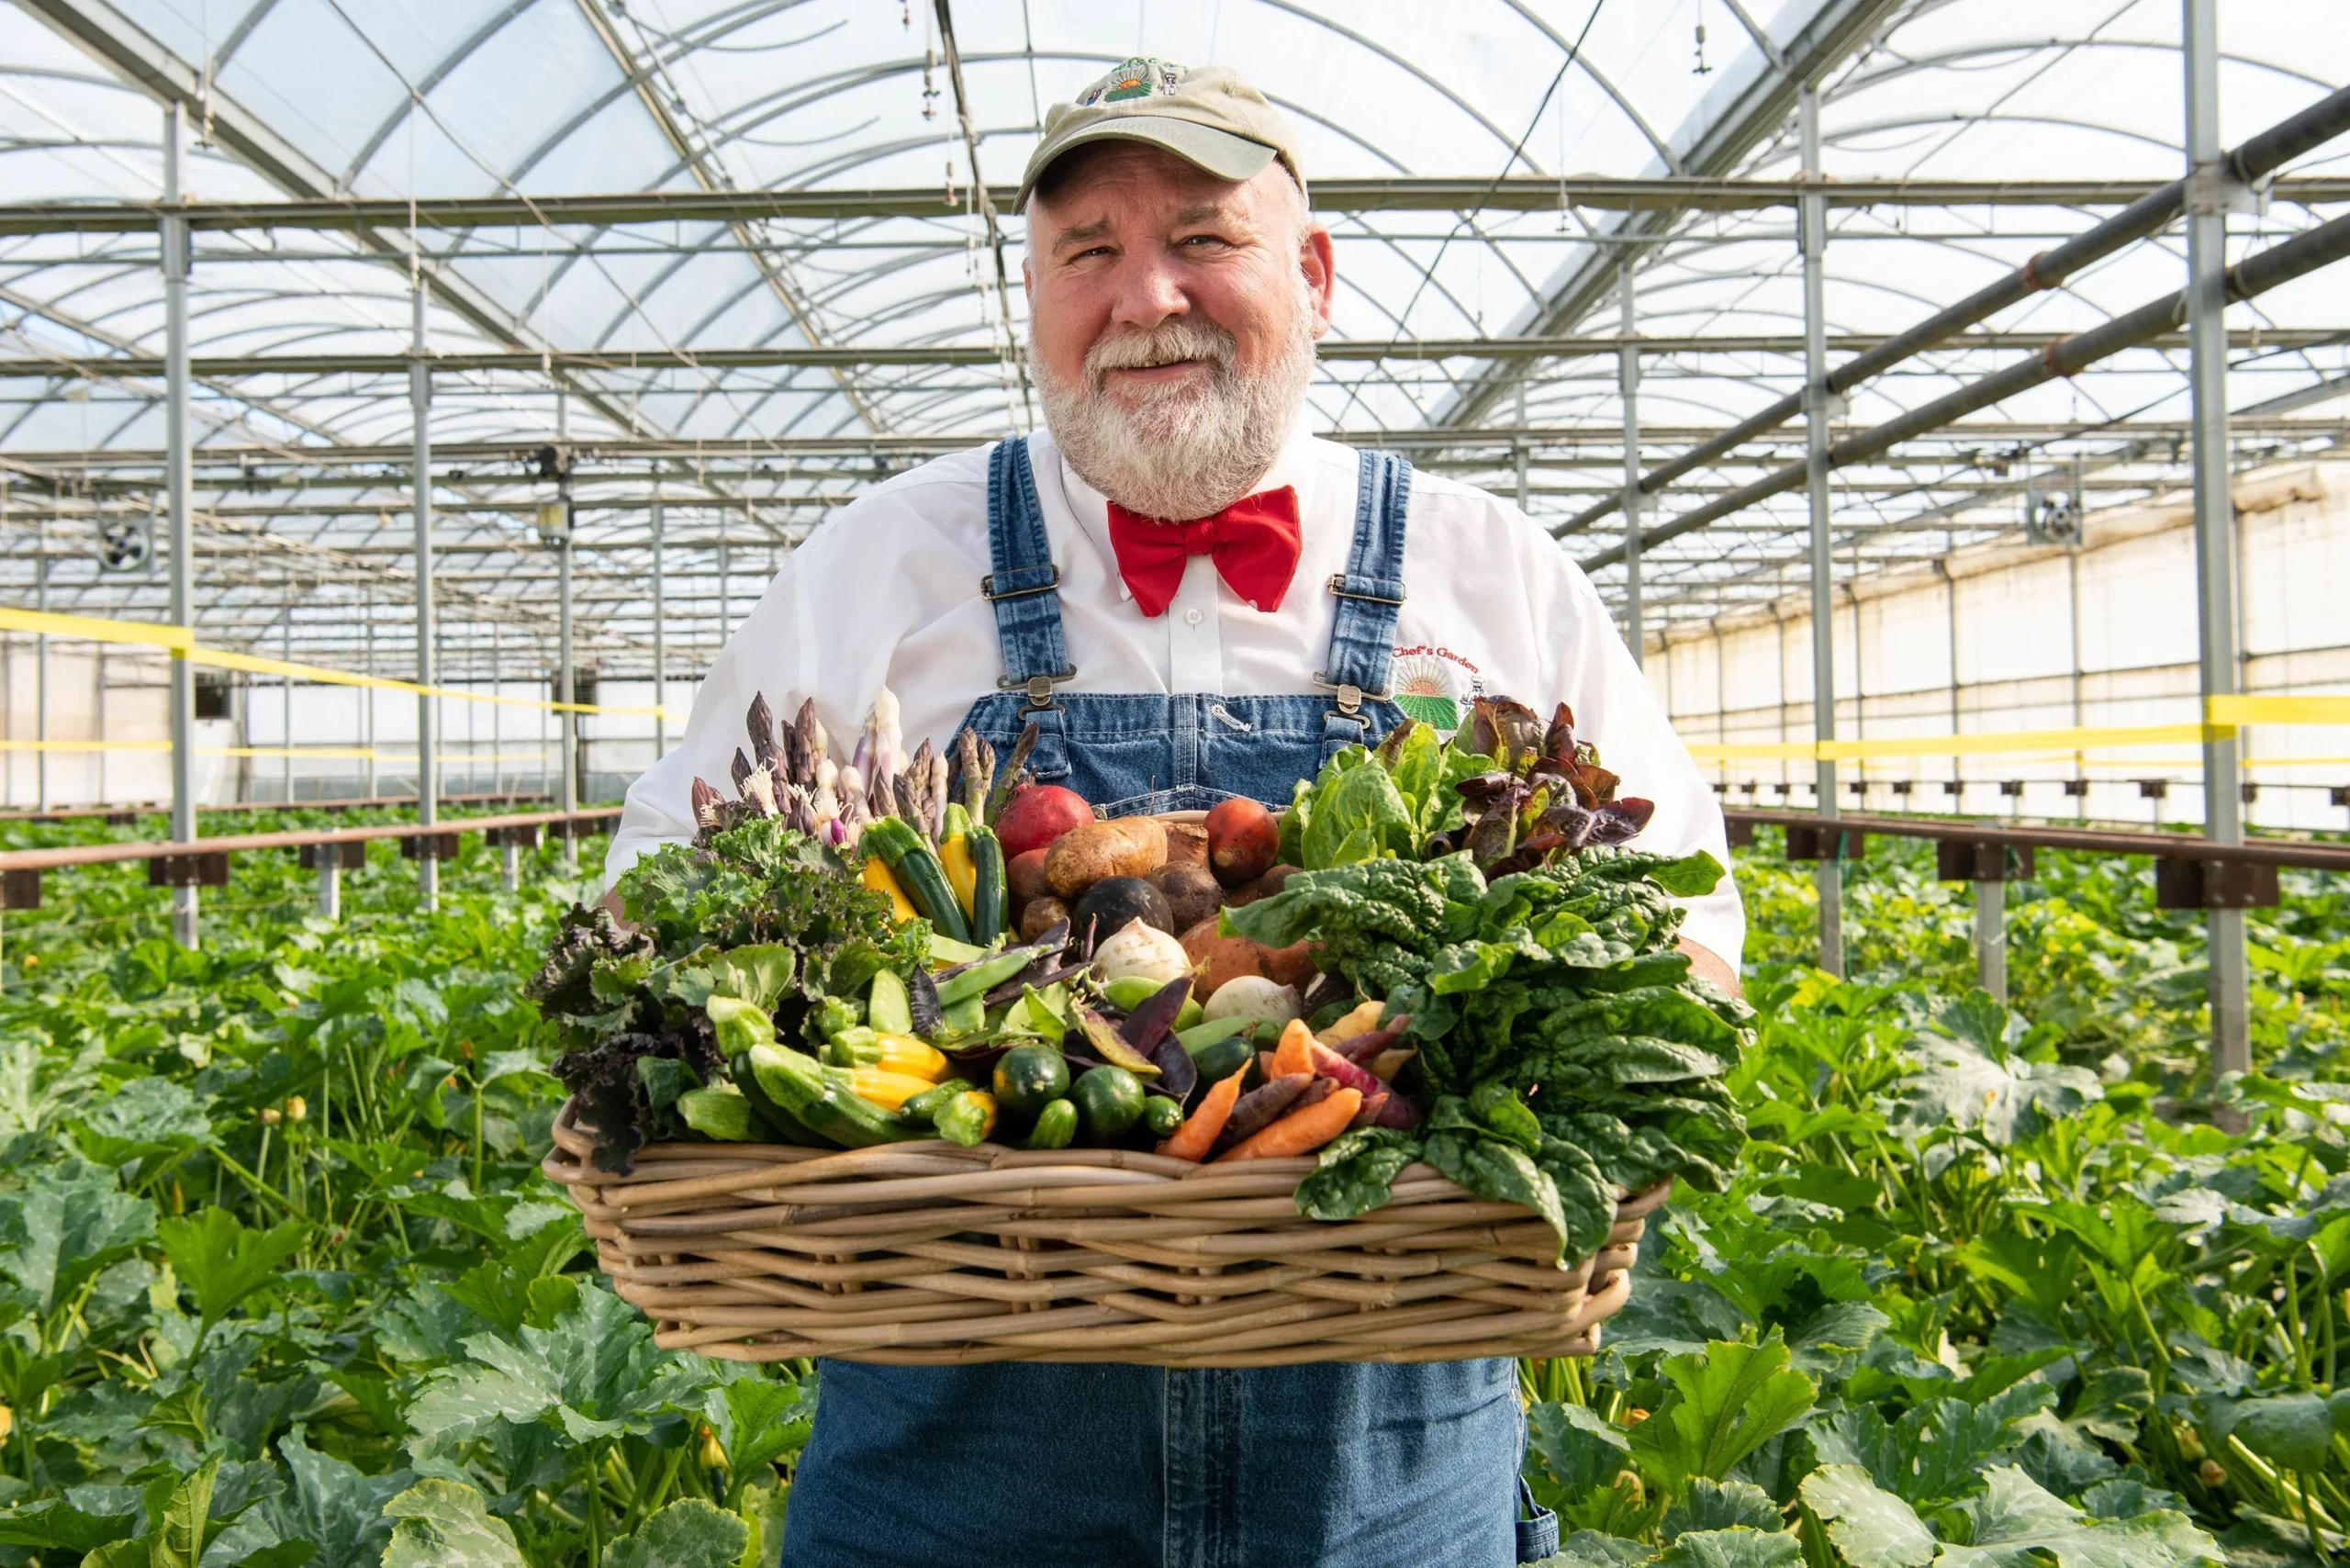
[542, 1097, 1674, 1224]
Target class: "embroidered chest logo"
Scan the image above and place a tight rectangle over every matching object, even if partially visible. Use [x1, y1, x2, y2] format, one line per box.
[1390, 645, 1488, 734]
[1081, 57, 1186, 106]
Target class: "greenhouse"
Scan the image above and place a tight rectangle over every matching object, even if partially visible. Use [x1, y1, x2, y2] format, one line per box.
[0, 1, 2345, 1564]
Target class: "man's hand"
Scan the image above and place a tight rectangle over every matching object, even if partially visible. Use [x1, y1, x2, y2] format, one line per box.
[1678, 938, 1741, 998]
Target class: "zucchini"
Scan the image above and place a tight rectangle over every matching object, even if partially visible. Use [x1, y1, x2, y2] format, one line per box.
[748, 1043, 922, 1148]
[864, 819, 971, 944]
[968, 824, 1007, 944]
[728, 1055, 830, 1148]
[862, 857, 918, 923]
[821, 1028, 948, 1081]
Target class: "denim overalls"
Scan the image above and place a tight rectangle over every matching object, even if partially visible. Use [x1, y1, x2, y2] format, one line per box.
[780, 437, 1558, 1568]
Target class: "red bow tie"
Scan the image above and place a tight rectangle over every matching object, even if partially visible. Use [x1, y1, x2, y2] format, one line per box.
[1104, 487, 1303, 617]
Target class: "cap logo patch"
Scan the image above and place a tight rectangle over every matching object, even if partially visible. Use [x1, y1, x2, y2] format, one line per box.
[1081, 56, 1184, 106]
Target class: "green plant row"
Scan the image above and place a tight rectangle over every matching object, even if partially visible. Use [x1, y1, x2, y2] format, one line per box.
[0, 817, 2334, 1566]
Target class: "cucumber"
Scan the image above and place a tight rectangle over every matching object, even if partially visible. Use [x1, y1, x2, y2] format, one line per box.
[1024, 1098, 1077, 1150]
[899, 1081, 969, 1125]
[867, 969, 913, 1036]
[1188, 1035, 1256, 1093]
[1140, 1095, 1184, 1138]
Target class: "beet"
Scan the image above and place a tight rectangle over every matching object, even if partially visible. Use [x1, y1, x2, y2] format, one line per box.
[1073, 876, 1173, 937]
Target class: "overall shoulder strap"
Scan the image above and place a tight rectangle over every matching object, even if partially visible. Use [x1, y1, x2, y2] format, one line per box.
[1316, 447, 1412, 704]
[983, 437, 1075, 707]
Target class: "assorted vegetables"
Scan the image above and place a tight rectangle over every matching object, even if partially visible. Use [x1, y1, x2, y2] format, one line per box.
[534, 689, 1750, 1271]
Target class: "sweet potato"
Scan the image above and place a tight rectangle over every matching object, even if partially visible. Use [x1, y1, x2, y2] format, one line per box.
[1218, 1087, 1362, 1160]
[1046, 816, 1168, 898]
[1181, 916, 1267, 1000]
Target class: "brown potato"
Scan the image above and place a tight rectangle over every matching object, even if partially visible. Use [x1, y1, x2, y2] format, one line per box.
[1149, 861, 1225, 935]
[1162, 822, 1209, 868]
[1181, 915, 1268, 1000]
[1045, 816, 1168, 898]
[1007, 846, 1055, 906]
[1018, 896, 1071, 942]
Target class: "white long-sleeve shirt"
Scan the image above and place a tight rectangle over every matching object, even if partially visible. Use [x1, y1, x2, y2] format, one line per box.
[609, 424, 1744, 964]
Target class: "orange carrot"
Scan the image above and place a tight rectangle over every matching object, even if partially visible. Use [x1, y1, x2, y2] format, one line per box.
[1270, 1017, 1316, 1079]
[1217, 1086, 1362, 1161]
[1157, 1067, 1248, 1161]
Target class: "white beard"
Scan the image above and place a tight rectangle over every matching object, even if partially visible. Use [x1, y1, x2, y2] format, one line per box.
[1032, 279, 1317, 522]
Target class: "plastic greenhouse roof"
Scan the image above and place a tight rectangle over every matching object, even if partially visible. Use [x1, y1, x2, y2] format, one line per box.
[1, 0, 2346, 669]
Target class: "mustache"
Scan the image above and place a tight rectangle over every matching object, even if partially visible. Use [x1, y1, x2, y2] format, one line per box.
[1083, 318, 1238, 386]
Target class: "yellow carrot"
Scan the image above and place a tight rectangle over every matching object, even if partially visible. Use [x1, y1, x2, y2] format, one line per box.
[1270, 1017, 1316, 1079]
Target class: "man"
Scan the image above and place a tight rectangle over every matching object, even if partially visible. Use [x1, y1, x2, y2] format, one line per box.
[608, 58, 1741, 1568]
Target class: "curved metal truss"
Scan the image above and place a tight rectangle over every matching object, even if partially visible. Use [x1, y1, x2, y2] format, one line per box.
[1, 0, 2346, 677]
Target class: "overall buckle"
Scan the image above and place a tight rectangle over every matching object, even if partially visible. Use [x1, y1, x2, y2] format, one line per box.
[1311, 673, 1388, 715]
[982, 567, 1061, 601]
[1326, 572, 1405, 606]
[998, 667, 1077, 710]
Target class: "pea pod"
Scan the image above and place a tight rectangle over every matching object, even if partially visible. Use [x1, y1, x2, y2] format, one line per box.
[1024, 1098, 1078, 1151]
[934, 946, 1035, 1007]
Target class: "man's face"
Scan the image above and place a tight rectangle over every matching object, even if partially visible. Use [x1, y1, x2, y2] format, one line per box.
[1020, 144, 1335, 521]
[1024, 143, 1333, 408]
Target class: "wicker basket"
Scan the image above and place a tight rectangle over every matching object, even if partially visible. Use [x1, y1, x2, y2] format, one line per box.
[543, 1103, 1667, 1367]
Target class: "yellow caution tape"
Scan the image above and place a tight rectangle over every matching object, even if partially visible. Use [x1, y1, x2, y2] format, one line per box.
[0, 740, 557, 762]
[2207, 694, 2350, 726]
[0, 607, 683, 722]
[1689, 722, 2221, 763]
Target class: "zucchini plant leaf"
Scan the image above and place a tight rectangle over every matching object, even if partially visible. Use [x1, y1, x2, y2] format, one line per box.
[380, 1480, 526, 1568]
[0, 1161, 155, 1315]
[1796, 1463, 1934, 1568]
[1528, 1399, 1632, 1500]
[154, 1207, 307, 1338]
[1935, 1466, 2223, 1568]
[1628, 1334, 1816, 1494]
[1652, 1527, 1801, 1567]
[604, 1497, 750, 1568]
[1661, 1478, 1779, 1542]
[706, 1371, 812, 1504]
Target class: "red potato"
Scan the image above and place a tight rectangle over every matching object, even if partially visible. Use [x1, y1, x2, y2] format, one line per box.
[1204, 798, 1280, 889]
[1007, 847, 1055, 906]
[997, 784, 1094, 859]
[1019, 897, 1071, 942]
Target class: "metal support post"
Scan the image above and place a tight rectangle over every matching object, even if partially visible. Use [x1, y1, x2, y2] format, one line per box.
[2185, 0, 2248, 1079]
[1974, 878, 2007, 1002]
[502, 837, 521, 893]
[162, 102, 198, 949]
[94, 641, 106, 806]
[651, 499, 667, 758]
[2068, 550, 2087, 817]
[558, 499, 577, 869]
[280, 573, 294, 801]
[1620, 261, 1643, 668]
[411, 281, 438, 910]
[1800, 84, 1842, 977]
[35, 516, 48, 812]
[491, 621, 503, 795]
[317, 858, 340, 921]
[1514, 385, 1531, 512]
[362, 589, 375, 799]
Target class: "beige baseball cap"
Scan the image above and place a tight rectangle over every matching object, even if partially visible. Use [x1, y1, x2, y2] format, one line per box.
[1016, 58, 1304, 212]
